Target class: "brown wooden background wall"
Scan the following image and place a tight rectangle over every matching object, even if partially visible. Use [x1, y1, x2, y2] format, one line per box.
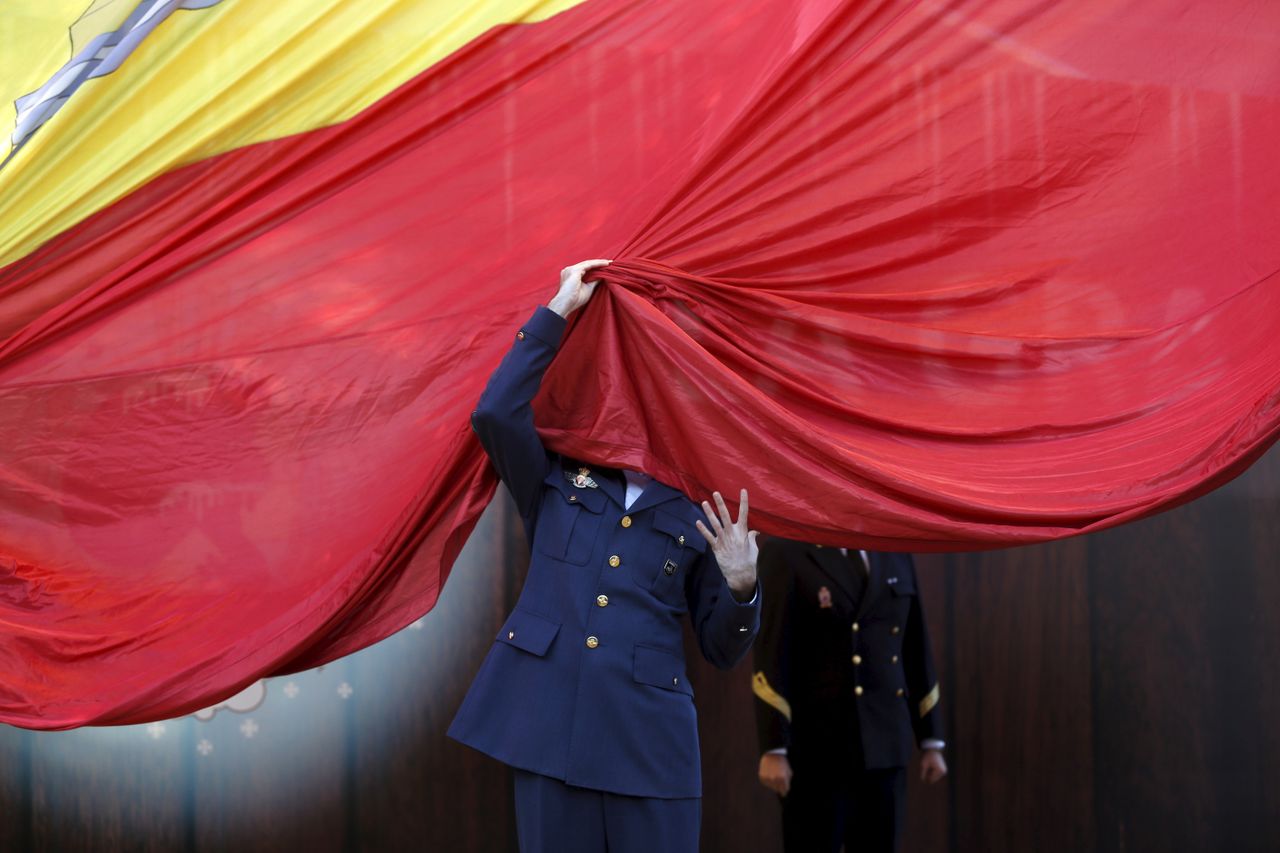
[2, 445, 1278, 852]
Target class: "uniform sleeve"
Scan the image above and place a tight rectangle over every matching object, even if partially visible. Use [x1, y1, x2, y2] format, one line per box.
[470, 307, 566, 519]
[684, 547, 760, 671]
[902, 556, 944, 746]
[752, 540, 794, 755]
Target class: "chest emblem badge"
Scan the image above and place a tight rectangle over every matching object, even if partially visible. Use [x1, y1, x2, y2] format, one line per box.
[817, 586, 833, 609]
[567, 467, 599, 489]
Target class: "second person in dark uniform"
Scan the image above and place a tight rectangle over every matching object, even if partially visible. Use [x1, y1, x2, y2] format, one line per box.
[752, 537, 947, 853]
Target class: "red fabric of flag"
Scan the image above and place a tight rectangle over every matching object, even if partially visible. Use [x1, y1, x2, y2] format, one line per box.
[1, 0, 1278, 727]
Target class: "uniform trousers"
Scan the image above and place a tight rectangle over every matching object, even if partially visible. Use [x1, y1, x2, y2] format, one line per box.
[781, 765, 906, 853]
[513, 769, 700, 853]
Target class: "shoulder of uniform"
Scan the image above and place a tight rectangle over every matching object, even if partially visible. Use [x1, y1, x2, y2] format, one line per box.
[756, 535, 786, 559]
[666, 492, 702, 519]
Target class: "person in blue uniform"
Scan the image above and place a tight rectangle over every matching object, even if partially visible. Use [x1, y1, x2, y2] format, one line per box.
[449, 259, 762, 853]
[752, 538, 946, 853]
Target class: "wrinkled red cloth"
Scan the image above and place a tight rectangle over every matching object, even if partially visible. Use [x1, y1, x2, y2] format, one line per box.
[2, 0, 1278, 727]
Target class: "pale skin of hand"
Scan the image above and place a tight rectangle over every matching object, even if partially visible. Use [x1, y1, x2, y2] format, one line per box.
[547, 258, 612, 318]
[695, 489, 759, 600]
[760, 748, 946, 798]
[920, 747, 948, 783]
[548, 260, 759, 600]
[758, 752, 793, 797]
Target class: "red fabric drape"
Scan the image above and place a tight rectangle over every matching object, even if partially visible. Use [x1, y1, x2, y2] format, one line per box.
[2, 0, 1278, 727]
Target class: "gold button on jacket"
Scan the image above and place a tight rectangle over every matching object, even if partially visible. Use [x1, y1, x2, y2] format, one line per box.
[608, 555, 621, 567]
[596, 595, 609, 607]
[585, 636, 599, 649]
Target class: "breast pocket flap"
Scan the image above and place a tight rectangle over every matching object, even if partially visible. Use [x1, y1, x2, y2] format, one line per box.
[652, 509, 706, 554]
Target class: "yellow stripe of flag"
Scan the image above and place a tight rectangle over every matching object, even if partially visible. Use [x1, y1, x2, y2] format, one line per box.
[0, 0, 587, 268]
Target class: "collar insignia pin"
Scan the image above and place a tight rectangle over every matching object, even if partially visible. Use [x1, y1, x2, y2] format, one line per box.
[568, 467, 598, 489]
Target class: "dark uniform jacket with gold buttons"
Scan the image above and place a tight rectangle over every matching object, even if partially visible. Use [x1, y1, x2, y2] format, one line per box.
[751, 538, 941, 771]
[448, 306, 761, 799]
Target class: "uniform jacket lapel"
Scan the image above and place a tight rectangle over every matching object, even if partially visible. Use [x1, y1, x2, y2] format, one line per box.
[594, 467, 627, 511]
[807, 546, 862, 614]
[625, 479, 684, 515]
[855, 551, 888, 621]
[560, 458, 627, 511]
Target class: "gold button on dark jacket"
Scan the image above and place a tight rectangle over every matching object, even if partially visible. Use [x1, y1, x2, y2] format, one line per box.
[852, 655, 862, 665]
[585, 636, 599, 649]
[516, 330, 525, 340]
[855, 685, 864, 696]
[852, 622, 860, 632]
[620, 515, 632, 528]
[596, 595, 609, 607]
[608, 555, 621, 568]
[891, 625, 900, 635]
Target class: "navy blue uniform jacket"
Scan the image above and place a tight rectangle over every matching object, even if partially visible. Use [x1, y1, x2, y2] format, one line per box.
[448, 306, 761, 799]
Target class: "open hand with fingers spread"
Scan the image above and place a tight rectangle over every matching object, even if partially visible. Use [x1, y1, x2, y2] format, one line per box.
[695, 489, 759, 601]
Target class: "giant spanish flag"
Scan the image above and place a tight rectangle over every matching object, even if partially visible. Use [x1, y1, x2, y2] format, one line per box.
[1, 1, 1278, 727]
